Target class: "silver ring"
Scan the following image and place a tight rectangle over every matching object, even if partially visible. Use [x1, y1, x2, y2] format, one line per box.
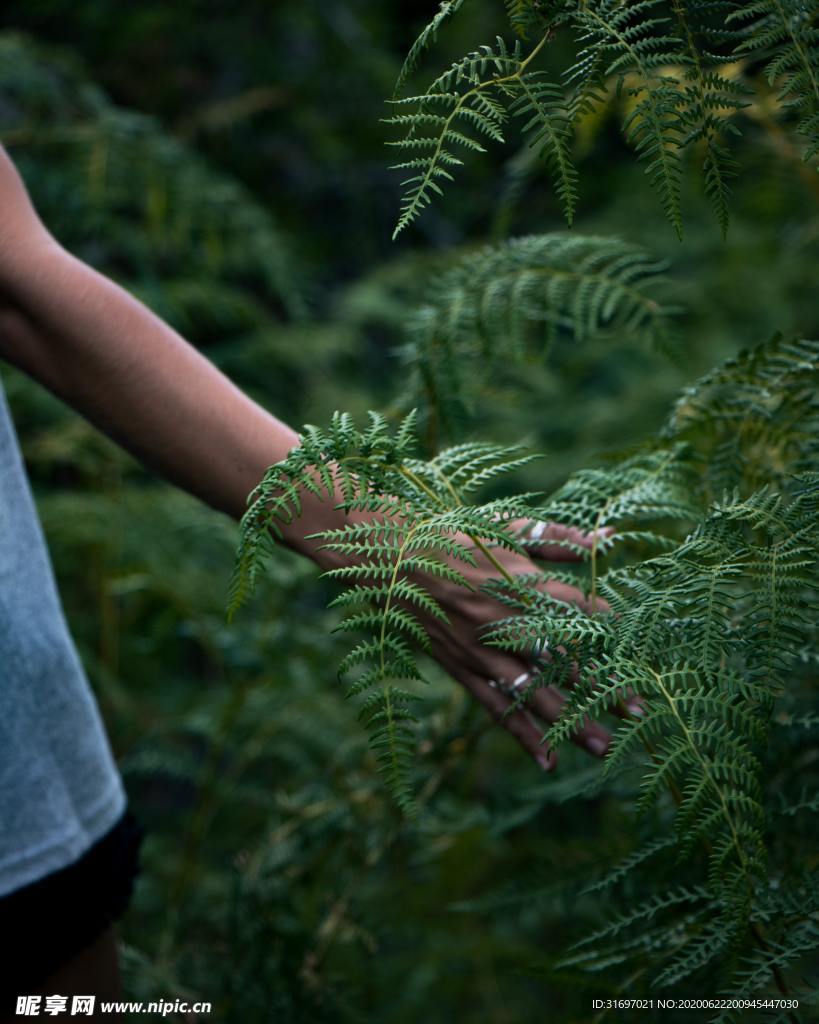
[528, 521, 547, 542]
[510, 672, 530, 693]
[488, 672, 531, 699]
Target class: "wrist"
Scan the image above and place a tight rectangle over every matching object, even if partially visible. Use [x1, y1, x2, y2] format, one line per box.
[277, 481, 407, 574]
[254, 459, 363, 570]
[277, 489, 352, 569]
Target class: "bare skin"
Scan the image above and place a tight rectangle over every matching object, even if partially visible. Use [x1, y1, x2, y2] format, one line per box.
[0, 143, 612, 1000]
[0, 143, 611, 764]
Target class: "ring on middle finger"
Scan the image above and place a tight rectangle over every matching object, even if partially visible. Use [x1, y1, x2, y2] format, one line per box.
[509, 672, 531, 699]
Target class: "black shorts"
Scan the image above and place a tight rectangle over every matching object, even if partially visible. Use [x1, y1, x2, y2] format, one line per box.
[0, 811, 143, 1009]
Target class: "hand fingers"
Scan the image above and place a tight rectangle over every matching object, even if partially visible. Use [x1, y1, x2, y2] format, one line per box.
[540, 577, 612, 616]
[541, 648, 642, 721]
[473, 651, 610, 760]
[611, 690, 645, 720]
[460, 670, 557, 771]
[441, 636, 611, 764]
[513, 519, 615, 562]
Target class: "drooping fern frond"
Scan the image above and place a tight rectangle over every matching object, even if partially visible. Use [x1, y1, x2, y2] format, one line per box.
[390, 1, 817, 236]
[230, 411, 539, 813]
[394, 0, 469, 97]
[728, 0, 819, 158]
[399, 232, 676, 436]
[387, 30, 577, 235]
[670, 0, 749, 235]
[568, 0, 689, 237]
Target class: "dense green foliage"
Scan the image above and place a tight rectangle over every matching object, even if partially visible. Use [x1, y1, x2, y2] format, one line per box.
[232, 336, 819, 1016]
[1, 2, 817, 1022]
[389, 0, 819, 237]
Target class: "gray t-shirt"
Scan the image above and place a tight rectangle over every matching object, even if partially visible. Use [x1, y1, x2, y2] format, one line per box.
[0, 377, 125, 896]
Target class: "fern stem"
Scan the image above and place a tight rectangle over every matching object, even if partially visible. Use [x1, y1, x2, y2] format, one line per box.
[651, 668, 752, 877]
[508, 29, 551, 77]
[378, 518, 425, 813]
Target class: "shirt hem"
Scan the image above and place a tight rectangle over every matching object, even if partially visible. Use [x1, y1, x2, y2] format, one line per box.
[0, 779, 127, 898]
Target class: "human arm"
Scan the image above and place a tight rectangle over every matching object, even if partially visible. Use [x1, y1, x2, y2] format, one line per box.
[0, 143, 611, 766]
[0, 145, 313, 537]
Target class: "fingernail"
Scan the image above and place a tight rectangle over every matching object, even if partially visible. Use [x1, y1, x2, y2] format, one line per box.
[586, 736, 608, 757]
[537, 752, 555, 771]
[626, 700, 644, 717]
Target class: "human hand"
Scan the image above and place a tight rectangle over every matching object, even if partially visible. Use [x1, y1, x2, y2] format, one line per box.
[409, 519, 613, 771]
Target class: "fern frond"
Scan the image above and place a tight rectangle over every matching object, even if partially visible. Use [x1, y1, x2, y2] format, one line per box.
[390, 2, 817, 232]
[663, 334, 819, 497]
[509, 71, 578, 223]
[401, 233, 675, 434]
[387, 39, 518, 236]
[728, 0, 819, 157]
[562, 885, 712, 956]
[394, 0, 468, 97]
[653, 916, 730, 987]
[483, 337, 818, 993]
[539, 446, 697, 535]
[230, 411, 541, 811]
[568, 0, 688, 236]
[581, 835, 676, 896]
[387, 30, 580, 234]
[670, 0, 749, 235]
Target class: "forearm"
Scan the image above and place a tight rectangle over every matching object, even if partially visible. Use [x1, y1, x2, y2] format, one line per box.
[0, 237, 337, 561]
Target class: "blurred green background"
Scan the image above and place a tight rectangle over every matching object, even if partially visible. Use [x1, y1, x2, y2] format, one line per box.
[0, 2, 817, 1021]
